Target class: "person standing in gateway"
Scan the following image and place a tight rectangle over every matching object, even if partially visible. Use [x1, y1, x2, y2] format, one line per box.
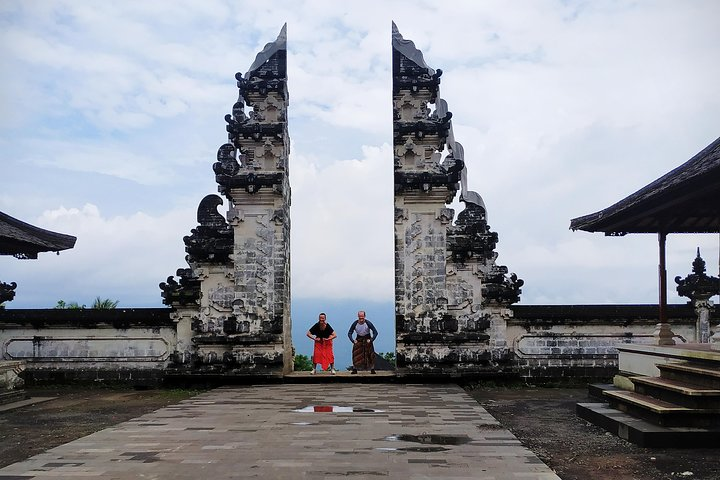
[347, 310, 379, 374]
[306, 313, 337, 375]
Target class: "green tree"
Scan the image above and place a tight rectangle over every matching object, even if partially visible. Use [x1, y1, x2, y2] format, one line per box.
[378, 351, 396, 364]
[91, 297, 119, 309]
[293, 354, 313, 371]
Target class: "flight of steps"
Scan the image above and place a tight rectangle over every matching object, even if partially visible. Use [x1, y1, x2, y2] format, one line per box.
[578, 361, 720, 447]
[0, 389, 27, 406]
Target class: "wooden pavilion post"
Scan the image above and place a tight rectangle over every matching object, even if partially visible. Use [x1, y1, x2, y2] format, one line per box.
[654, 231, 675, 345]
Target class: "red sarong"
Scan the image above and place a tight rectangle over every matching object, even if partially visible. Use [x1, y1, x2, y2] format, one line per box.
[312, 339, 334, 370]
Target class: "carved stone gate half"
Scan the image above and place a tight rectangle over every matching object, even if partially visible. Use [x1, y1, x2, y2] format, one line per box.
[161, 26, 291, 377]
[160, 24, 522, 378]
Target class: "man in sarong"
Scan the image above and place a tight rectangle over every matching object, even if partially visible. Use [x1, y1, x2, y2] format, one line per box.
[306, 313, 337, 374]
[347, 310, 379, 374]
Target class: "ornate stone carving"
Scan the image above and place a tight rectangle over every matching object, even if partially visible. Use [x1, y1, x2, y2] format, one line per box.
[159, 268, 200, 306]
[393, 24, 519, 375]
[213, 143, 240, 177]
[675, 249, 720, 301]
[183, 195, 234, 265]
[0, 281, 17, 305]
[163, 26, 291, 377]
[447, 202, 498, 264]
[675, 249, 719, 343]
[482, 268, 524, 306]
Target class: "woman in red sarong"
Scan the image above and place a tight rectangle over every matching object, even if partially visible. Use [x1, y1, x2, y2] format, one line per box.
[306, 313, 337, 374]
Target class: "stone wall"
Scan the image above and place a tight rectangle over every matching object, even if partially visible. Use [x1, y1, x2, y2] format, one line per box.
[508, 304, 711, 380]
[0, 305, 712, 383]
[0, 308, 174, 385]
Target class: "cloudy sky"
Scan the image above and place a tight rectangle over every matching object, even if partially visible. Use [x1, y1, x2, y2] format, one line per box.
[2, 0, 719, 324]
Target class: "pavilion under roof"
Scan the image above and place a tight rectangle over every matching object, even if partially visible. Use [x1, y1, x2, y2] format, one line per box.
[0, 211, 77, 259]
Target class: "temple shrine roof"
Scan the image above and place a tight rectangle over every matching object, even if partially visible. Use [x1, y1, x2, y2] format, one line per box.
[0, 211, 77, 259]
[570, 135, 720, 234]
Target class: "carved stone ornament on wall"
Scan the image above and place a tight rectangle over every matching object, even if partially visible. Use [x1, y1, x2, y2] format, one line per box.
[0, 281, 17, 305]
[159, 268, 200, 306]
[675, 248, 720, 302]
[183, 195, 234, 265]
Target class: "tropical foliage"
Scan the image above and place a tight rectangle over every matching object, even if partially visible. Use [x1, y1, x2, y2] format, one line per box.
[378, 351, 395, 363]
[92, 297, 119, 309]
[293, 353, 313, 371]
[54, 300, 85, 309]
[55, 297, 119, 309]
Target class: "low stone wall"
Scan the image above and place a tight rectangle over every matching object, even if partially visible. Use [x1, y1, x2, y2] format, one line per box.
[0, 304, 713, 383]
[0, 308, 175, 386]
[508, 304, 712, 381]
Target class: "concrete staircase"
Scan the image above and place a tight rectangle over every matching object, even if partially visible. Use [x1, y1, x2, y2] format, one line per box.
[577, 345, 720, 447]
[0, 389, 27, 406]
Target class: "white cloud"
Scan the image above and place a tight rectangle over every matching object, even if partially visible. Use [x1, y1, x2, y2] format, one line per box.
[291, 144, 395, 300]
[1, 204, 195, 307]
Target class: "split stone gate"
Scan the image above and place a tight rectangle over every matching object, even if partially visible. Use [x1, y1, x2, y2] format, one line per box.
[159, 24, 523, 378]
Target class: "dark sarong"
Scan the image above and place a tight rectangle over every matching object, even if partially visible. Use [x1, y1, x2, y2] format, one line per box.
[312, 339, 334, 371]
[352, 335, 375, 369]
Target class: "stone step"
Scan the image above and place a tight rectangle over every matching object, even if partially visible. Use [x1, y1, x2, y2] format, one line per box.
[0, 395, 55, 412]
[658, 362, 720, 389]
[588, 383, 620, 400]
[0, 389, 27, 406]
[603, 390, 720, 428]
[577, 402, 720, 448]
[631, 376, 720, 409]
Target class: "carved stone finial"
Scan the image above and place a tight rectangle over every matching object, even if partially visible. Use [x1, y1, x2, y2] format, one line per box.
[245, 23, 287, 78]
[183, 195, 234, 265]
[692, 247, 706, 275]
[675, 248, 720, 301]
[197, 195, 227, 228]
[391, 21, 435, 75]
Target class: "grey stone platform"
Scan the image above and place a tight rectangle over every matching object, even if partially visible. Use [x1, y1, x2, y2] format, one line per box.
[0, 384, 560, 479]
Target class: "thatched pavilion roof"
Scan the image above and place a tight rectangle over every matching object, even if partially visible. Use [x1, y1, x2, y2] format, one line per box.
[0, 211, 76, 259]
[570, 136, 720, 235]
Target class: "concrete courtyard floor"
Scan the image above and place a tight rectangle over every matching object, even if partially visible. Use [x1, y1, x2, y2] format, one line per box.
[1, 383, 560, 479]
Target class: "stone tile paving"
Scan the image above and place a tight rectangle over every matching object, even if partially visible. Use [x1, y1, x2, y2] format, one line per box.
[0, 384, 560, 479]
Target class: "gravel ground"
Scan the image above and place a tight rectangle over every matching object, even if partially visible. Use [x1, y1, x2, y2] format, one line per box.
[467, 385, 719, 480]
[1, 385, 718, 479]
[0, 387, 199, 468]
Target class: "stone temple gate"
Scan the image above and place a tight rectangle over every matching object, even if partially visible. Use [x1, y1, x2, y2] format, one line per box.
[159, 24, 522, 378]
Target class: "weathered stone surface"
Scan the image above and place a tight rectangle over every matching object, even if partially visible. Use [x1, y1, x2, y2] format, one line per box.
[393, 24, 521, 377]
[161, 25, 291, 377]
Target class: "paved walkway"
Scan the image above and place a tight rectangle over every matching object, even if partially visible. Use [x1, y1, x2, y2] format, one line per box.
[0, 384, 560, 479]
